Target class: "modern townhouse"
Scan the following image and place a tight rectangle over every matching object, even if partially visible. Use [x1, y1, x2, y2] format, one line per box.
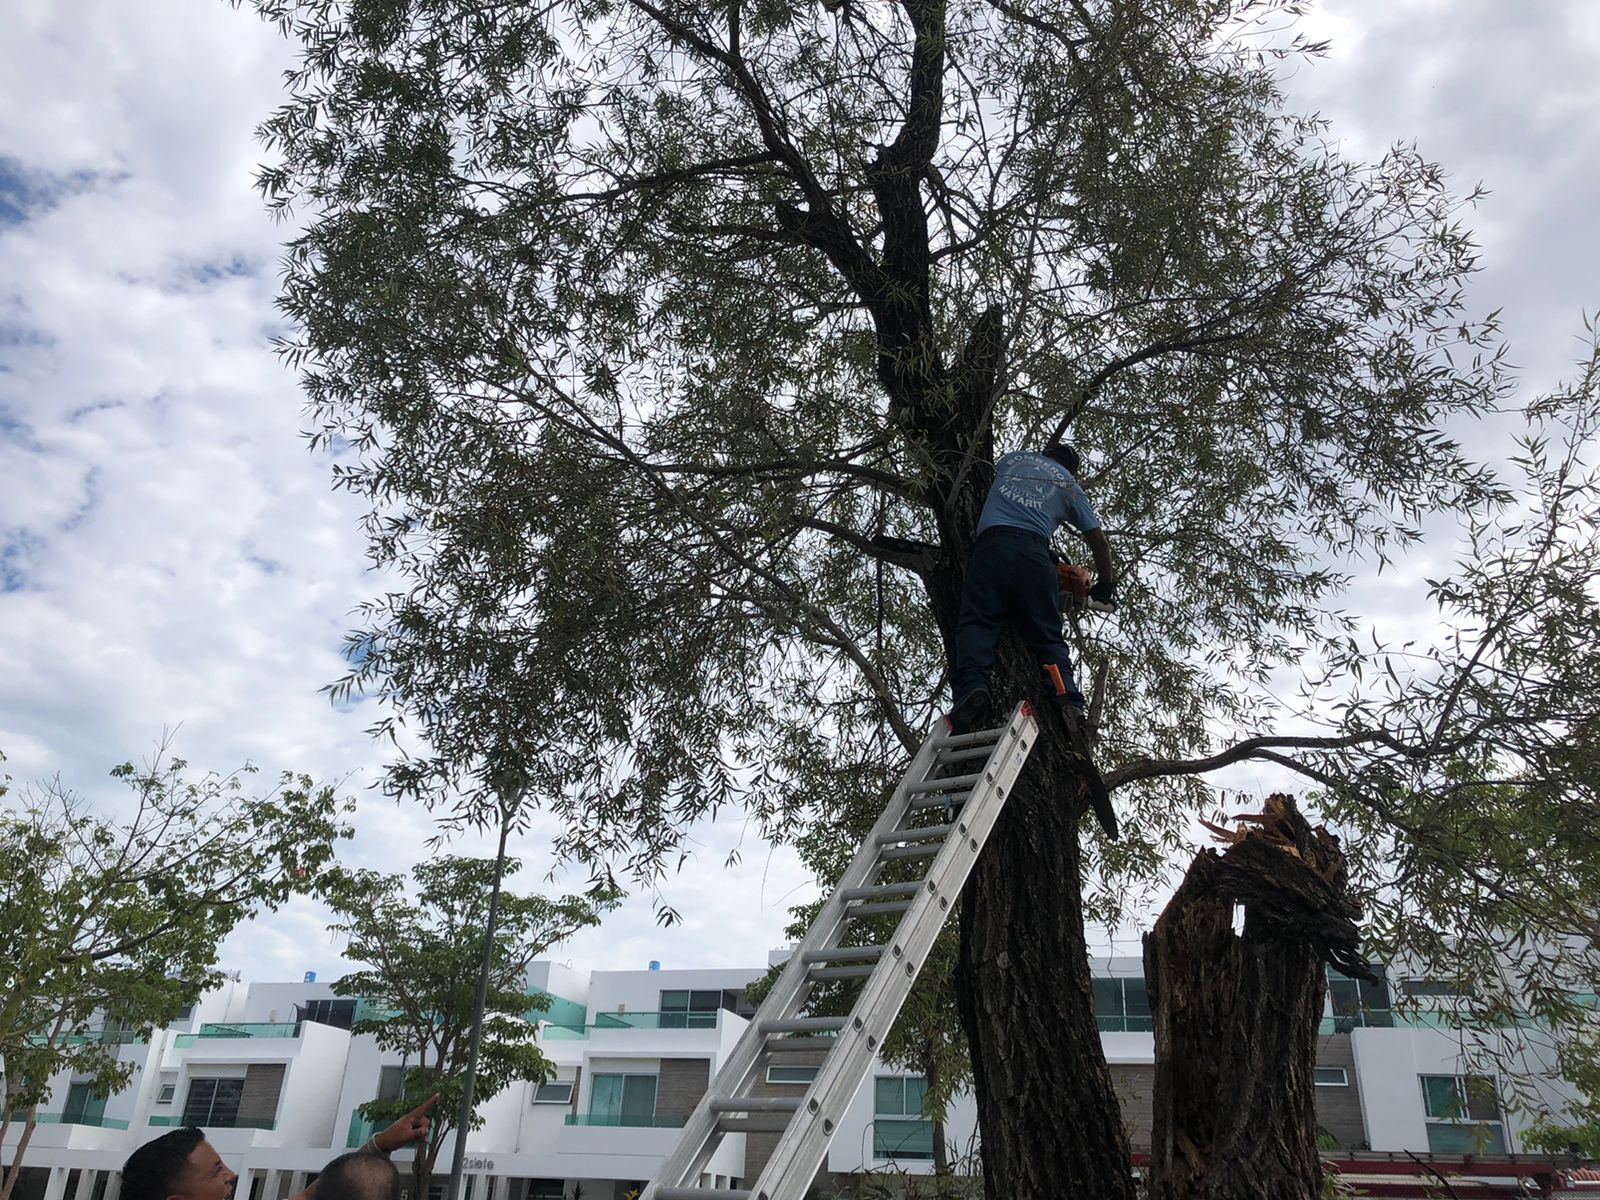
[3, 952, 1588, 1200]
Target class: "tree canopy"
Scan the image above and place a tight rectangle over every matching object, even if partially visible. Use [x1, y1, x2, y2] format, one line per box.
[325, 856, 616, 1199]
[240, 0, 1599, 1189]
[0, 743, 348, 1200]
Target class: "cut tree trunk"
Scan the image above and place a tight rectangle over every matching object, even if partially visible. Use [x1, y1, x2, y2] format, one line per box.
[1143, 794, 1371, 1200]
[954, 643, 1137, 1200]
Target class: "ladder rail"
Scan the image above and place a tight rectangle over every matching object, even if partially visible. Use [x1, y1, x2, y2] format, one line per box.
[639, 709, 961, 1199]
[641, 703, 1038, 1200]
[748, 703, 1036, 1200]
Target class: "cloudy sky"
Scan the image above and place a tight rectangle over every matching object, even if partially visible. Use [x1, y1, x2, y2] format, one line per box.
[2, 1, 1596, 986]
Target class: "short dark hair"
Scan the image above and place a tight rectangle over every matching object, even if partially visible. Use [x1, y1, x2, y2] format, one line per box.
[122, 1127, 207, 1200]
[1042, 442, 1081, 475]
[316, 1152, 401, 1200]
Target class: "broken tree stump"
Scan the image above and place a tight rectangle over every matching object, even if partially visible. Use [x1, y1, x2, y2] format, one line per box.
[1143, 794, 1373, 1200]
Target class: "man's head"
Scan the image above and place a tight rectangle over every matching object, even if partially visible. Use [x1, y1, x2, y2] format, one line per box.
[315, 1153, 401, 1200]
[1042, 442, 1082, 476]
[121, 1129, 237, 1200]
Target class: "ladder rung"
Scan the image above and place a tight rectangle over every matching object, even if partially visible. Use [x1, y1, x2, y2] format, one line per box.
[801, 945, 886, 963]
[808, 964, 875, 980]
[908, 794, 968, 811]
[880, 843, 940, 860]
[933, 726, 1005, 749]
[656, 1190, 751, 1200]
[907, 773, 983, 795]
[838, 883, 920, 901]
[711, 1096, 802, 1114]
[761, 1016, 846, 1034]
[846, 900, 911, 918]
[718, 1115, 794, 1133]
[936, 743, 997, 764]
[874, 822, 953, 846]
[764, 1035, 838, 1052]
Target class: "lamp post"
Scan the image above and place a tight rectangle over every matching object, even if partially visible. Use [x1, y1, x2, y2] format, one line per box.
[445, 798, 514, 1200]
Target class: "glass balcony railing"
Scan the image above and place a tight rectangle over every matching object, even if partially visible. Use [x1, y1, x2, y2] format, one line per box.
[27, 1113, 132, 1130]
[1095, 1015, 1154, 1033]
[175, 1022, 301, 1047]
[348, 1110, 379, 1149]
[541, 1011, 723, 1039]
[1319, 1009, 1397, 1035]
[563, 1114, 687, 1128]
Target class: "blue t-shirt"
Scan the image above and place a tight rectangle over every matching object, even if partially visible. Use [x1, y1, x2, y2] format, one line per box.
[975, 451, 1102, 539]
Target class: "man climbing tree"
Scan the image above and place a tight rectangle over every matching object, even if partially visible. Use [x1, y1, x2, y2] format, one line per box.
[948, 441, 1114, 735]
[238, 1, 1600, 1195]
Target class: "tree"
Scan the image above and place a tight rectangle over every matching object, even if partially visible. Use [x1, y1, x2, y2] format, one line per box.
[323, 857, 616, 1200]
[0, 744, 349, 1200]
[240, 0, 1599, 1193]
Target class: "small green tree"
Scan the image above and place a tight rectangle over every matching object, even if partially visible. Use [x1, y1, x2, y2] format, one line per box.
[324, 857, 617, 1200]
[0, 743, 350, 1200]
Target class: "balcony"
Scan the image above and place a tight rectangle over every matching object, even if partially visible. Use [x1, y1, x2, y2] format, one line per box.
[563, 1114, 687, 1128]
[18, 1113, 131, 1131]
[1319, 1009, 1396, 1035]
[542, 1011, 723, 1040]
[147, 1115, 275, 1130]
[1095, 1015, 1154, 1033]
[174, 1022, 301, 1047]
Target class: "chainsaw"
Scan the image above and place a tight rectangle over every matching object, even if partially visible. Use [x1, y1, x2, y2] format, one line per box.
[1057, 562, 1116, 615]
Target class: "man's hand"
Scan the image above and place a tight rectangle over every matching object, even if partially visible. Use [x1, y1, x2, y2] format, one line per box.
[374, 1094, 438, 1153]
[1089, 579, 1117, 608]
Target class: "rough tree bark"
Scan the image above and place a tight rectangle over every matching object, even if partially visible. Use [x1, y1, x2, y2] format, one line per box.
[1143, 794, 1372, 1200]
[958, 690, 1136, 1200]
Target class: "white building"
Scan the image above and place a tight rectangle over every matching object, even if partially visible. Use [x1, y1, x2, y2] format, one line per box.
[3, 954, 1581, 1200]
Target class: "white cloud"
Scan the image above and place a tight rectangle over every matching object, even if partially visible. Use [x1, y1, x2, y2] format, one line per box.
[3, 0, 1597, 988]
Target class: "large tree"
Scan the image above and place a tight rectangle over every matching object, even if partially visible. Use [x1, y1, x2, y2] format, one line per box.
[241, 0, 1599, 1193]
[0, 744, 348, 1200]
[324, 857, 615, 1200]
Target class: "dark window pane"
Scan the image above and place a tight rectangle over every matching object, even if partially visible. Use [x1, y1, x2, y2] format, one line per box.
[659, 991, 688, 1011]
[874, 1077, 903, 1117]
[1463, 1077, 1501, 1122]
[1420, 1076, 1463, 1120]
[1092, 979, 1124, 1021]
[1123, 980, 1151, 1016]
[688, 991, 721, 1012]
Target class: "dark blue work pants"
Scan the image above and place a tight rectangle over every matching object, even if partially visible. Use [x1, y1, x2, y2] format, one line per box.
[950, 526, 1084, 709]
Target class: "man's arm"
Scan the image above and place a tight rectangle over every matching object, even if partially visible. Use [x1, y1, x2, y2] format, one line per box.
[286, 1095, 438, 1200]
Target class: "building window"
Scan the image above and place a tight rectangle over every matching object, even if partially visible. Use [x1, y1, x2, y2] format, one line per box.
[175, 1005, 194, 1022]
[527, 1183, 564, 1200]
[376, 1066, 407, 1103]
[1092, 977, 1152, 1033]
[301, 999, 358, 1030]
[1327, 967, 1393, 1031]
[659, 991, 725, 1029]
[588, 1074, 658, 1126]
[873, 1076, 933, 1161]
[1419, 1075, 1507, 1153]
[156, 1084, 176, 1105]
[1313, 1067, 1348, 1087]
[61, 1083, 106, 1126]
[766, 1066, 818, 1086]
[533, 1082, 574, 1104]
[183, 1078, 245, 1128]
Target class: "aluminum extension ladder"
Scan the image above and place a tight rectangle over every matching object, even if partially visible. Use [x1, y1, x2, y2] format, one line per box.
[642, 702, 1039, 1200]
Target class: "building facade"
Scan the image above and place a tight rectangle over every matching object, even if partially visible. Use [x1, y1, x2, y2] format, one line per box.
[3, 953, 1581, 1200]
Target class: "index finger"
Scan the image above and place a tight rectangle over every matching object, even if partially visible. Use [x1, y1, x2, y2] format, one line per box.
[412, 1093, 440, 1116]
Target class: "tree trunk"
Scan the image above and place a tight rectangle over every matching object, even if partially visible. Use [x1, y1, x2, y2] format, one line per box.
[954, 648, 1137, 1200]
[0, 1107, 40, 1200]
[1143, 795, 1368, 1200]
